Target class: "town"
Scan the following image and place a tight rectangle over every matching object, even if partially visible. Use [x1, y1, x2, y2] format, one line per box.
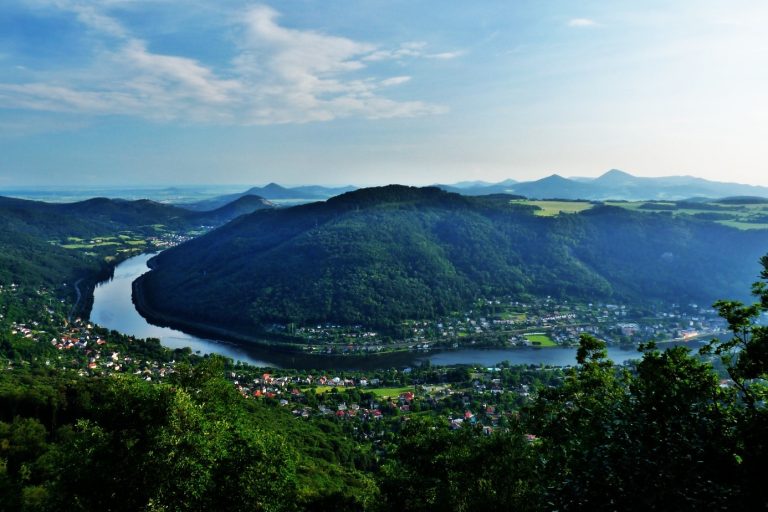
[266, 296, 728, 355]
[1, 273, 737, 448]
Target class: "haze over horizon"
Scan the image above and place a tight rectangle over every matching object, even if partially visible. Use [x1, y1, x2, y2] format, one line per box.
[4, 168, 768, 193]
[1, 1, 767, 188]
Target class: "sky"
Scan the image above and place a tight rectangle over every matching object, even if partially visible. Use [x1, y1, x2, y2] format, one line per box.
[1, 0, 767, 188]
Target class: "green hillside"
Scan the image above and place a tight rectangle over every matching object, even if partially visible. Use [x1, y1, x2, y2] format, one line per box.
[0, 229, 99, 289]
[139, 186, 768, 335]
[0, 195, 272, 300]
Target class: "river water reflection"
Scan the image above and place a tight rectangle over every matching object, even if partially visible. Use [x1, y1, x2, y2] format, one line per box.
[90, 253, 703, 370]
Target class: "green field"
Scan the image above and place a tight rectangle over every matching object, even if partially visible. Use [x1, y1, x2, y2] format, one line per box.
[61, 241, 121, 249]
[539, 199, 768, 230]
[512, 200, 595, 216]
[368, 386, 415, 398]
[57, 232, 151, 250]
[603, 201, 650, 211]
[525, 333, 557, 347]
[500, 311, 526, 321]
[309, 385, 414, 399]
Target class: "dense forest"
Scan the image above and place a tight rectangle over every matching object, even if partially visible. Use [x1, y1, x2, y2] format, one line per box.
[2, 255, 767, 510]
[0, 194, 271, 308]
[140, 185, 768, 334]
[0, 195, 271, 243]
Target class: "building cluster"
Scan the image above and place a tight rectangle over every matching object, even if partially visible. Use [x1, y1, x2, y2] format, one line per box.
[266, 297, 728, 352]
[6, 309, 177, 381]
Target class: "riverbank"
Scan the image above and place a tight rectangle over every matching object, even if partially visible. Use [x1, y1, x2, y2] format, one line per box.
[132, 272, 311, 353]
[132, 262, 717, 361]
[132, 270, 580, 359]
[103, 252, 704, 369]
[111, 256, 658, 368]
[70, 249, 144, 322]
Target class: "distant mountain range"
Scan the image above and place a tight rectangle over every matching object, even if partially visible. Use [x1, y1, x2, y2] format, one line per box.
[434, 179, 521, 197]
[176, 170, 768, 208]
[437, 170, 768, 201]
[3, 171, 766, 207]
[177, 183, 355, 210]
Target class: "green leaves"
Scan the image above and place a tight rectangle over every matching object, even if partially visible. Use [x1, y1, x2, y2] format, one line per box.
[0, 367, 306, 511]
[523, 331, 748, 509]
[380, 419, 542, 512]
[575, 333, 608, 365]
[706, 257, 768, 405]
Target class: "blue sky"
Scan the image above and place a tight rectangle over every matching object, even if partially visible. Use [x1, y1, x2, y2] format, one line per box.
[1, 0, 767, 187]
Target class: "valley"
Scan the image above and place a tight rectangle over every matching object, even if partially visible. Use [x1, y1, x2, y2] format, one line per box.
[1, 185, 762, 362]
[4, 2, 768, 507]
[1, 183, 766, 510]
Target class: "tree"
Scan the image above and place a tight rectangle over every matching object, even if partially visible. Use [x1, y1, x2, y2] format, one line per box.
[526, 334, 744, 510]
[702, 254, 768, 509]
[379, 418, 541, 512]
[703, 254, 768, 408]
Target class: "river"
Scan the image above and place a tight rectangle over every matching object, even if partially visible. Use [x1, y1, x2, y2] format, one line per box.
[90, 253, 703, 370]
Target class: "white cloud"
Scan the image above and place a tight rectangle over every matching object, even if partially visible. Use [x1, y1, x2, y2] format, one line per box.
[568, 18, 599, 28]
[427, 51, 465, 60]
[122, 40, 241, 104]
[380, 76, 411, 87]
[68, 3, 128, 37]
[228, 4, 446, 123]
[0, 83, 127, 113]
[2, 2, 448, 125]
[363, 41, 464, 62]
[363, 42, 427, 61]
[25, 0, 129, 37]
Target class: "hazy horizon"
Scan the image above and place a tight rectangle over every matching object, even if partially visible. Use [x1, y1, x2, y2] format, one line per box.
[2, 168, 768, 192]
[2, 1, 767, 187]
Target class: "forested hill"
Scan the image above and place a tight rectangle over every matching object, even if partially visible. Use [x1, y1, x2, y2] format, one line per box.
[140, 185, 768, 332]
[0, 195, 271, 289]
[0, 195, 271, 238]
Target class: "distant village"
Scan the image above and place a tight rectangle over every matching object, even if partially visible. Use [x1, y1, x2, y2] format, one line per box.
[267, 296, 729, 355]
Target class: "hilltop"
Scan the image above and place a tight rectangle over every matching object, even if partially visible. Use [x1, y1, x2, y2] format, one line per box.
[178, 183, 355, 210]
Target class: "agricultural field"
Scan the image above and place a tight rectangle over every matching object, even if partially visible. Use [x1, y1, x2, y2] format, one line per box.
[511, 199, 595, 216]
[510, 198, 768, 229]
[499, 311, 526, 322]
[367, 386, 416, 398]
[524, 333, 557, 347]
[310, 385, 414, 398]
[608, 198, 768, 230]
[56, 233, 149, 251]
